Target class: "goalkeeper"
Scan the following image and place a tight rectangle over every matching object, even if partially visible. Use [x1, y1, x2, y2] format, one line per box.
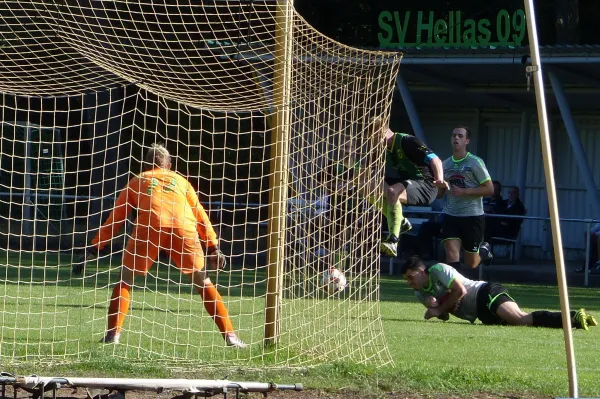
[75, 144, 246, 348]
[401, 256, 597, 330]
[369, 118, 446, 258]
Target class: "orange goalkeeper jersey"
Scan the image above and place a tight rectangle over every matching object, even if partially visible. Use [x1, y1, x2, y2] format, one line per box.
[91, 168, 218, 251]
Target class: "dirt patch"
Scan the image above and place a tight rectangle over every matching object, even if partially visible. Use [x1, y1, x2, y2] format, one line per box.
[1, 386, 551, 399]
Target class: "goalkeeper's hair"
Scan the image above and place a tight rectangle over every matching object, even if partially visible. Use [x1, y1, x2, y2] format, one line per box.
[400, 255, 425, 275]
[145, 143, 171, 170]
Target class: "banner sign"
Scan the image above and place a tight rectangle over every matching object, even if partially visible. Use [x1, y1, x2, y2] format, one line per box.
[378, 9, 526, 48]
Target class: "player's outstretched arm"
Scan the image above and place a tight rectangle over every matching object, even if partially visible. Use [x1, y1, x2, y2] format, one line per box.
[73, 180, 134, 276]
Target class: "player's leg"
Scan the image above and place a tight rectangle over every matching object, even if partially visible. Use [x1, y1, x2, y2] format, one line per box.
[169, 231, 245, 347]
[189, 270, 247, 347]
[380, 180, 411, 257]
[502, 306, 594, 330]
[102, 229, 159, 343]
[385, 181, 409, 234]
[440, 215, 462, 270]
[486, 283, 531, 326]
[488, 283, 595, 330]
[461, 216, 492, 270]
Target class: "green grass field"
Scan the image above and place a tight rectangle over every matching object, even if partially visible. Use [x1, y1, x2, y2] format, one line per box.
[1, 251, 599, 398]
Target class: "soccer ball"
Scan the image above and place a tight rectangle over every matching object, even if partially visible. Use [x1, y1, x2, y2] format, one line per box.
[321, 267, 347, 293]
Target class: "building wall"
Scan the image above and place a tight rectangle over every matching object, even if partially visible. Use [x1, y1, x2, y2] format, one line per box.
[416, 109, 600, 261]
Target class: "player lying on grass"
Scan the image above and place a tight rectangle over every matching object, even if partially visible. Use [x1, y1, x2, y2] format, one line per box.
[74, 143, 246, 348]
[400, 256, 598, 330]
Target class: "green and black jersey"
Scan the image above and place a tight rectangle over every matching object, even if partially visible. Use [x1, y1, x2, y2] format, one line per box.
[386, 133, 436, 182]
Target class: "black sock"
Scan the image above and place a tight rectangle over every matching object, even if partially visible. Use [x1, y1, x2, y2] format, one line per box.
[532, 311, 564, 329]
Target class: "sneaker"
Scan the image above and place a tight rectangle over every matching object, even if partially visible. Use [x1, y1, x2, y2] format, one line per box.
[399, 219, 412, 235]
[380, 234, 399, 257]
[225, 333, 248, 348]
[100, 331, 120, 344]
[479, 242, 493, 263]
[572, 309, 589, 331]
[587, 313, 598, 327]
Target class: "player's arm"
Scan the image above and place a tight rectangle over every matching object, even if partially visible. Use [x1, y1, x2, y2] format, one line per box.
[424, 265, 466, 319]
[185, 182, 226, 270]
[185, 183, 218, 249]
[451, 156, 493, 197]
[432, 279, 466, 316]
[451, 180, 493, 197]
[74, 179, 134, 275]
[402, 136, 446, 187]
[415, 292, 438, 308]
[90, 179, 134, 251]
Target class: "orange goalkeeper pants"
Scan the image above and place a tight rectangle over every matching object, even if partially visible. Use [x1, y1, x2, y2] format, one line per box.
[122, 226, 205, 274]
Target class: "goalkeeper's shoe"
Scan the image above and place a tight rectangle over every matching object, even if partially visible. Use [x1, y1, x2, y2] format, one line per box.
[587, 313, 598, 327]
[225, 333, 247, 349]
[572, 309, 589, 331]
[380, 234, 399, 258]
[100, 331, 120, 344]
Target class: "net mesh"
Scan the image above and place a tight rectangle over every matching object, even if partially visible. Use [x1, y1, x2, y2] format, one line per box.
[0, 0, 400, 367]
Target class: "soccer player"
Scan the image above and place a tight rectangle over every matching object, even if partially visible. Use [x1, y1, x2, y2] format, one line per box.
[74, 144, 246, 348]
[401, 256, 598, 330]
[437, 126, 494, 277]
[370, 118, 446, 258]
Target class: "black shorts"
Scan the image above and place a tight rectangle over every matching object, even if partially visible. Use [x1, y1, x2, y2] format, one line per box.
[476, 282, 515, 325]
[441, 214, 485, 253]
[384, 177, 437, 206]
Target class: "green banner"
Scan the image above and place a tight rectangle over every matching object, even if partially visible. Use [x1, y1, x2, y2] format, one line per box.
[378, 9, 527, 48]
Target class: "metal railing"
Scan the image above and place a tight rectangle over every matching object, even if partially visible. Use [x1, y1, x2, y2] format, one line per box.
[1, 192, 598, 285]
[400, 207, 600, 286]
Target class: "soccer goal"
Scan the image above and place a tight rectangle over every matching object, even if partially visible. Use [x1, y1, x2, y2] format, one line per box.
[0, 1, 400, 367]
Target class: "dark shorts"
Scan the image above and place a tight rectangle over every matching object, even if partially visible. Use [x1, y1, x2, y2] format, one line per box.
[441, 214, 486, 253]
[476, 282, 514, 325]
[384, 177, 437, 206]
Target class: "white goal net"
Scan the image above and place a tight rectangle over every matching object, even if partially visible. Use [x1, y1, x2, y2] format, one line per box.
[0, 1, 400, 367]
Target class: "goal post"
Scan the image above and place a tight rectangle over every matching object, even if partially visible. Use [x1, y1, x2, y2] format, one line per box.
[264, 0, 294, 346]
[0, 0, 401, 368]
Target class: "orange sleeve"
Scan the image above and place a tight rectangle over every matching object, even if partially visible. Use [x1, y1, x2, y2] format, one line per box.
[91, 178, 135, 251]
[185, 181, 218, 249]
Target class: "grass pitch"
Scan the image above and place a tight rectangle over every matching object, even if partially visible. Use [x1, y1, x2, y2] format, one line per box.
[0, 251, 599, 398]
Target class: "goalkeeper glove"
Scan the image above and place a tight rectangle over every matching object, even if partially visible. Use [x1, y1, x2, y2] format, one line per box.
[73, 246, 98, 276]
[206, 246, 227, 271]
